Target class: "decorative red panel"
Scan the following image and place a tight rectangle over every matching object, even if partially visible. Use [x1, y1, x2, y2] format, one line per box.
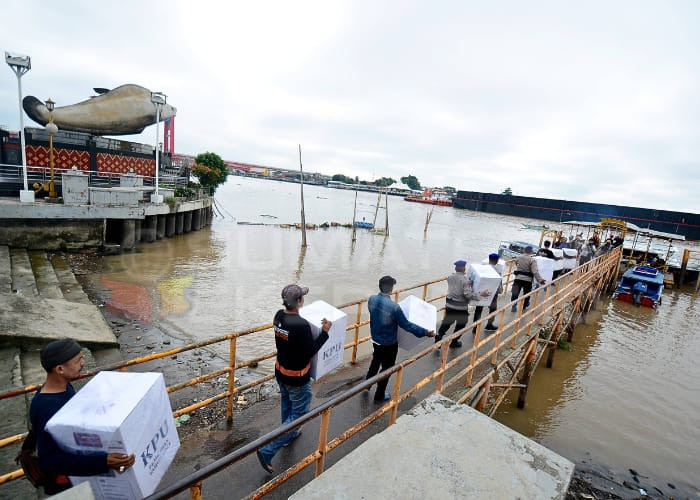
[25, 145, 90, 172]
[97, 153, 155, 177]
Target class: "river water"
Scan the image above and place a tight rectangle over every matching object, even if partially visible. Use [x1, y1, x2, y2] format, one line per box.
[84, 176, 699, 492]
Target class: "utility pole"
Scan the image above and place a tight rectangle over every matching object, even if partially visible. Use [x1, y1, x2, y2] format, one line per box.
[299, 144, 307, 248]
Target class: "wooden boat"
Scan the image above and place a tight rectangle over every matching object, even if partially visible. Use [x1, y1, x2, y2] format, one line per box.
[613, 265, 664, 308]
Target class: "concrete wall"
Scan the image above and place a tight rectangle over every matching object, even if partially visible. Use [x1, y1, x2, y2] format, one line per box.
[0, 219, 104, 250]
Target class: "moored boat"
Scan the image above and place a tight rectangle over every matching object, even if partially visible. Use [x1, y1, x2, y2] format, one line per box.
[613, 265, 664, 308]
[404, 188, 453, 206]
[498, 240, 540, 259]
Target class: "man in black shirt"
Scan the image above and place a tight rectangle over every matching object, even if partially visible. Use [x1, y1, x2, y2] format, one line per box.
[257, 284, 331, 474]
[29, 339, 135, 495]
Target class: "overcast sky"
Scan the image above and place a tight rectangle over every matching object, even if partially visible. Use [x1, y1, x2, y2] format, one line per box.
[1, 1, 698, 212]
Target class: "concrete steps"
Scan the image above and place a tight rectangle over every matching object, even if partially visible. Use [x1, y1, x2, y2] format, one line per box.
[0, 245, 122, 495]
[9, 248, 38, 297]
[49, 254, 92, 305]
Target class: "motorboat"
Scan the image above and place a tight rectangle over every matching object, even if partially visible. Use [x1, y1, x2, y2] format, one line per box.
[498, 241, 540, 260]
[613, 265, 664, 308]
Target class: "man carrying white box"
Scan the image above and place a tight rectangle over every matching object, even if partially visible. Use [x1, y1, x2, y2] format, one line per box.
[365, 276, 435, 402]
[257, 284, 331, 475]
[27, 340, 135, 496]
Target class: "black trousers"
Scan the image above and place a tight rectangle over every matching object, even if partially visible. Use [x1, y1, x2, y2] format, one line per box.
[473, 293, 499, 330]
[437, 306, 469, 340]
[365, 342, 399, 400]
[511, 280, 533, 308]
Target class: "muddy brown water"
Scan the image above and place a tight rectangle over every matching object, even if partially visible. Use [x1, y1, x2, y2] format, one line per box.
[83, 176, 699, 493]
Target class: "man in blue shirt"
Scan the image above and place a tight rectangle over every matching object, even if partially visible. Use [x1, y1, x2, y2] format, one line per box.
[29, 339, 135, 495]
[364, 276, 435, 402]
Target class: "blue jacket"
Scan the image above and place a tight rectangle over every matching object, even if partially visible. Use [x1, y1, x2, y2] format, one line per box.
[368, 293, 429, 345]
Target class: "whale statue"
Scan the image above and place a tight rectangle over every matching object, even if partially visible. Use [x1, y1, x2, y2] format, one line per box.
[23, 84, 177, 136]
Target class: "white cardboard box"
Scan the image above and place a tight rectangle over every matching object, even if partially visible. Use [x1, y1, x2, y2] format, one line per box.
[551, 249, 564, 271]
[46, 371, 179, 500]
[397, 295, 436, 351]
[300, 300, 348, 379]
[468, 264, 502, 307]
[481, 258, 505, 276]
[563, 249, 578, 270]
[533, 256, 554, 284]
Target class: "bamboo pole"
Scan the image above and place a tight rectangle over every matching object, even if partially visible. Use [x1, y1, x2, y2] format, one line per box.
[516, 336, 538, 409]
[384, 188, 389, 235]
[372, 190, 381, 228]
[226, 337, 237, 421]
[351, 303, 362, 364]
[351, 189, 358, 242]
[298, 144, 307, 248]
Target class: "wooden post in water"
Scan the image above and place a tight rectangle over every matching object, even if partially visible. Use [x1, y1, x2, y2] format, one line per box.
[351, 189, 358, 242]
[372, 190, 381, 228]
[517, 336, 538, 409]
[424, 207, 434, 233]
[298, 144, 307, 248]
[384, 189, 389, 235]
[679, 248, 689, 287]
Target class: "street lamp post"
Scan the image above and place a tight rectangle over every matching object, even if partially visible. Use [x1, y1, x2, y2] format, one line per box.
[45, 99, 59, 198]
[150, 92, 166, 204]
[5, 51, 33, 202]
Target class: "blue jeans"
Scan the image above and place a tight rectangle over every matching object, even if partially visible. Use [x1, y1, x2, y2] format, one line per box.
[258, 380, 313, 463]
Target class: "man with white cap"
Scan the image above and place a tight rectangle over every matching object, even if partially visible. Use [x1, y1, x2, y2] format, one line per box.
[28, 339, 135, 495]
[257, 284, 331, 474]
[436, 260, 489, 348]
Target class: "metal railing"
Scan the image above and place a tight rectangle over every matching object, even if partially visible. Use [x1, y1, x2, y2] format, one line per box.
[0, 249, 621, 494]
[0, 163, 188, 191]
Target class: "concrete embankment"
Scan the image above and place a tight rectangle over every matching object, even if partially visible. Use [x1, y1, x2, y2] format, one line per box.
[0, 196, 213, 252]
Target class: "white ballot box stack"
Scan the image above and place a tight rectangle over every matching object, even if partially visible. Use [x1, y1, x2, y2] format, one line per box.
[397, 295, 436, 351]
[563, 249, 578, 270]
[468, 264, 502, 307]
[533, 256, 554, 284]
[46, 371, 179, 500]
[552, 249, 564, 271]
[300, 300, 348, 379]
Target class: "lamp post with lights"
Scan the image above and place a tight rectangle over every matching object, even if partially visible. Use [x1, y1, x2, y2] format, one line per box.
[45, 99, 59, 198]
[4, 51, 33, 202]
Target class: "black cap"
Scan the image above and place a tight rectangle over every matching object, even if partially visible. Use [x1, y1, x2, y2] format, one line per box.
[281, 284, 309, 305]
[379, 275, 396, 288]
[40, 339, 82, 372]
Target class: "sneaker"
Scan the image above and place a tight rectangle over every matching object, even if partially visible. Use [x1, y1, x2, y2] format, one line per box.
[449, 339, 462, 348]
[283, 429, 302, 448]
[374, 392, 391, 402]
[485, 324, 498, 331]
[256, 450, 273, 474]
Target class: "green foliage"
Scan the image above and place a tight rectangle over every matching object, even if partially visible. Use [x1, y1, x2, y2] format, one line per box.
[165, 197, 177, 210]
[332, 174, 355, 184]
[374, 177, 395, 187]
[557, 338, 571, 350]
[192, 152, 228, 193]
[442, 186, 456, 193]
[401, 175, 421, 190]
[174, 184, 197, 199]
[502, 187, 513, 196]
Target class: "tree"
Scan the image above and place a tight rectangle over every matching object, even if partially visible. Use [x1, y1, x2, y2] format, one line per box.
[332, 174, 355, 184]
[400, 175, 421, 191]
[442, 186, 456, 194]
[191, 152, 228, 193]
[374, 177, 395, 187]
[502, 187, 513, 196]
